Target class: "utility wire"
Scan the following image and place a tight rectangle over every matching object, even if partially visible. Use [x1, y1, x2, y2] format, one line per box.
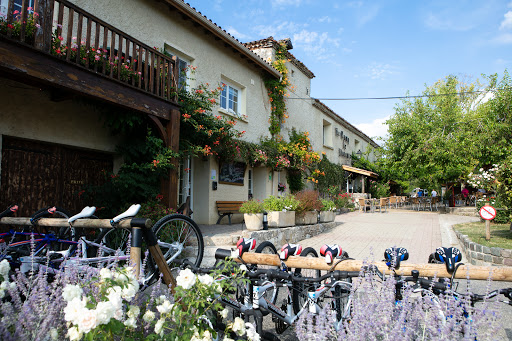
[286, 87, 511, 101]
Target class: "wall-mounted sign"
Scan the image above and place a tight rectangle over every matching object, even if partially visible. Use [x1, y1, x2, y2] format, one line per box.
[219, 162, 246, 186]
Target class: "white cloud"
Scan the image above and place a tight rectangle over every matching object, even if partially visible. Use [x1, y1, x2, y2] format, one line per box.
[272, 0, 302, 7]
[226, 26, 249, 40]
[360, 62, 399, 80]
[424, 12, 474, 31]
[355, 116, 390, 141]
[492, 33, 512, 44]
[500, 11, 512, 30]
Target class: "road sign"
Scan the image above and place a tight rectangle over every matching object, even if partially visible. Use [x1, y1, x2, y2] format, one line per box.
[479, 205, 496, 221]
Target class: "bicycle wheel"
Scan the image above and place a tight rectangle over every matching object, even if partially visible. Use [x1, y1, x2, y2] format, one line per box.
[31, 206, 74, 240]
[293, 247, 321, 314]
[100, 227, 131, 255]
[254, 241, 279, 305]
[145, 214, 204, 284]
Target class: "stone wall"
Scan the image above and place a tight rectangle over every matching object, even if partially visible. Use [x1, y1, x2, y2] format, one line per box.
[455, 231, 512, 266]
[241, 222, 338, 248]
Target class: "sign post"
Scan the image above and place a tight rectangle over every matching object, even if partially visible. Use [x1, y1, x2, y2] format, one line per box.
[479, 204, 496, 241]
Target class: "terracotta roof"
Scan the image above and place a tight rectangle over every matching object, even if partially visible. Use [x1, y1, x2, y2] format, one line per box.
[244, 37, 315, 79]
[160, 1, 281, 79]
[312, 99, 380, 149]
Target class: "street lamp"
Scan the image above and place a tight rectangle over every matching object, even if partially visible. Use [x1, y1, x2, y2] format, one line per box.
[356, 150, 362, 158]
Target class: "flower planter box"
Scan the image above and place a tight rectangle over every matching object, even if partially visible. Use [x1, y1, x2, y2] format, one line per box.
[319, 210, 335, 222]
[295, 211, 317, 225]
[267, 211, 295, 228]
[244, 213, 263, 231]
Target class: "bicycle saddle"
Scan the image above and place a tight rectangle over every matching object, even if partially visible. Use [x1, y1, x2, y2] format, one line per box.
[320, 244, 343, 264]
[280, 243, 302, 260]
[384, 247, 409, 269]
[110, 204, 141, 226]
[0, 204, 18, 219]
[232, 238, 256, 258]
[430, 247, 462, 274]
[68, 206, 96, 223]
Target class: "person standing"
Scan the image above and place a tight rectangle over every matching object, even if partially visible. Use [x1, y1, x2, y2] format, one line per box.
[431, 189, 437, 197]
[418, 189, 423, 197]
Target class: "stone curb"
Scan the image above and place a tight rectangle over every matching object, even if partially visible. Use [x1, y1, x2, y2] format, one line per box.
[454, 231, 512, 267]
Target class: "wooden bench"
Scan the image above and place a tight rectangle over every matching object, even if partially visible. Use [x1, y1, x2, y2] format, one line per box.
[216, 201, 244, 225]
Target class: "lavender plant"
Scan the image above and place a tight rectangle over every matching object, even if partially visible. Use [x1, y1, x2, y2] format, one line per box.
[295, 267, 502, 340]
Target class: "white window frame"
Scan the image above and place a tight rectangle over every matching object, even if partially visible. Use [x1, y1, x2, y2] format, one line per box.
[219, 77, 245, 119]
[164, 44, 193, 90]
[248, 169, 253, 199]
[220, 83, 240, 116]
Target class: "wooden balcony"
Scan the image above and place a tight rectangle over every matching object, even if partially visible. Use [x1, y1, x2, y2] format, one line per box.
[0, 0, 179, 119]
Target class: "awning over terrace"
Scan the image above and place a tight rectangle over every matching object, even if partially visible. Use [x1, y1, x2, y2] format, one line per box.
[342, 165, 379, 178]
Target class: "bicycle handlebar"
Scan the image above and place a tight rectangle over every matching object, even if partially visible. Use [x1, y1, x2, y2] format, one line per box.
[0, 205, 18, 219]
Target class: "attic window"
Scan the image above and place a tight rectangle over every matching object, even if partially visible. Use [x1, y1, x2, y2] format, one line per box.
[306, 87, 309, 95]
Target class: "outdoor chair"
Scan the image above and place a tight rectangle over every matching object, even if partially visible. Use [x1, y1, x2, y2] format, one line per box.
[358, 198, 371, 213]
[374, 197, 388, 213]
[388, 196, 398, 209]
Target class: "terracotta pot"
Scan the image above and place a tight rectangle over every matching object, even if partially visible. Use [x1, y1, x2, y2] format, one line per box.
[319, 210, 335, 222]
[295, 211, 317, 225]
[267, 211, 295, 228]
[244, 213, 263, 231]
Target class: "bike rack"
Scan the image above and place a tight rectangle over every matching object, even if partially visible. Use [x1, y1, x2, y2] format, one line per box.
[0, 217, 177, 291]
[216, 249, 512, 281]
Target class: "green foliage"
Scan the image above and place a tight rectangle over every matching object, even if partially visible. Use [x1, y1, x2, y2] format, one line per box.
[497, 154, 512, 210]
[263, 195, 299, 212]
[476, 196, 510, 224]
[294, 190, 322, 214]
[264, 42, 290, 137]
[138, 197, 176, 224]
[316, 156, 345, 195]
[333, 192, 355, 209]
[0, 11, 38, 44]
[239, 200, 264, 214]
[382, 72, 512, 190]
[287, 169, 304, 193]
[368, 179, 390, 199]
[320, 198, 336, 211]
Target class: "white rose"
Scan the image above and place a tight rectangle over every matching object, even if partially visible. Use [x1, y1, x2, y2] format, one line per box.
[115, 273, 129, 283]
[113, 308, 124, 321]
[176, 268, 196, 290]
[245, 323, 260, 341]
[143, 310, 155, 322]
[127, 305, 140, 319]
[239, 264, 248, 272]
[64, 297, 87, 323]
[202, 330, 212, 340]
[220, 308, 229, 319]
[198, 274, 214, 286]
[0, 260, 9, 280]
[107, 286, 123, 298]
[231, 317, 246, 336]
[66, 326, 82, 341]
[99, 268, 113, 280]
[62, 284, 83, 302]
[154, 319, 165, 335]
[96, 301, 115, 325]
[124, 316, 137, 329]
[157, 300, 174, 314]
[77, 308, 97, 334]
[122, 283, 138, 300]
[214, 282, 222, 294]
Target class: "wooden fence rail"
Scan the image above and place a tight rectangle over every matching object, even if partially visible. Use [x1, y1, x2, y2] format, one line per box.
[1, 0, 178, 102]
[225, 250, 512, 281]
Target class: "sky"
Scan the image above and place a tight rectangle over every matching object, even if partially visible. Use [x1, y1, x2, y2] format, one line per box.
[186, 0, 512, 143]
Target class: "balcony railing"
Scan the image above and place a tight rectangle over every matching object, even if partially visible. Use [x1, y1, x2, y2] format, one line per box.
[0, 0, 178, 103]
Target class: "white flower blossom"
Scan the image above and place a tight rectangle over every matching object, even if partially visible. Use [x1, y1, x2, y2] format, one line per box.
[66, 326, 82, 341]
[62, 284, 83, 302]
[245, 323, 260, 341]
[124, 316, 137, 329]
[220, 308, 229, 319]
[121, 282, 139, 300]
[154, 318, 165, 335]
[202, 330, 213, 340]
[0, 260, 10, 280]
[77, 308, 97, 334]
[50, 328, 59, 340]
[143, 310, 156, 322]
[239, 264, 248, 272]
[231, 317, 246, 336]
[156, 300, 174, 314]
[0, 289, 5, 299]
[99, 268, 113, 280]
[198, 274, 214, 286]
[64, 297, 87, 323]
[176, 268, 196, 289]
[96, 301, 115, 325]
[127, 305, 140, 319]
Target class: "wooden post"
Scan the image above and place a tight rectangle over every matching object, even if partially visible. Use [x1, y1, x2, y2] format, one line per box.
[220, 251, 512, 281]
[129, 218, 151, 279]
[167, 109, 180, 210]
[34, 0, 55, 53]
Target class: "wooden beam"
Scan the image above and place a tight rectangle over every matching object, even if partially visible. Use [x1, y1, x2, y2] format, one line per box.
[0, 39, 177, 120]
[0, 217, 152, 229]
[229, 252, 512, 281]
[148, 115, 169, 146]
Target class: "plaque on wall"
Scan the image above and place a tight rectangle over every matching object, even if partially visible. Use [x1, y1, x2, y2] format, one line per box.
[219, 162, 246, 186]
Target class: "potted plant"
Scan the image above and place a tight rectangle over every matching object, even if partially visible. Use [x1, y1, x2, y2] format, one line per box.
[263, 195, 298, 228]
[239, 200, 264, 231]
[319, 199, 336, 222]
[294, 190, 322, 225]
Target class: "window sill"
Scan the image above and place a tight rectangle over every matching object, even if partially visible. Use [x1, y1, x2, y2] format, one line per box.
[219, 108, 248, 122]
[323, 144, 334, 150]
